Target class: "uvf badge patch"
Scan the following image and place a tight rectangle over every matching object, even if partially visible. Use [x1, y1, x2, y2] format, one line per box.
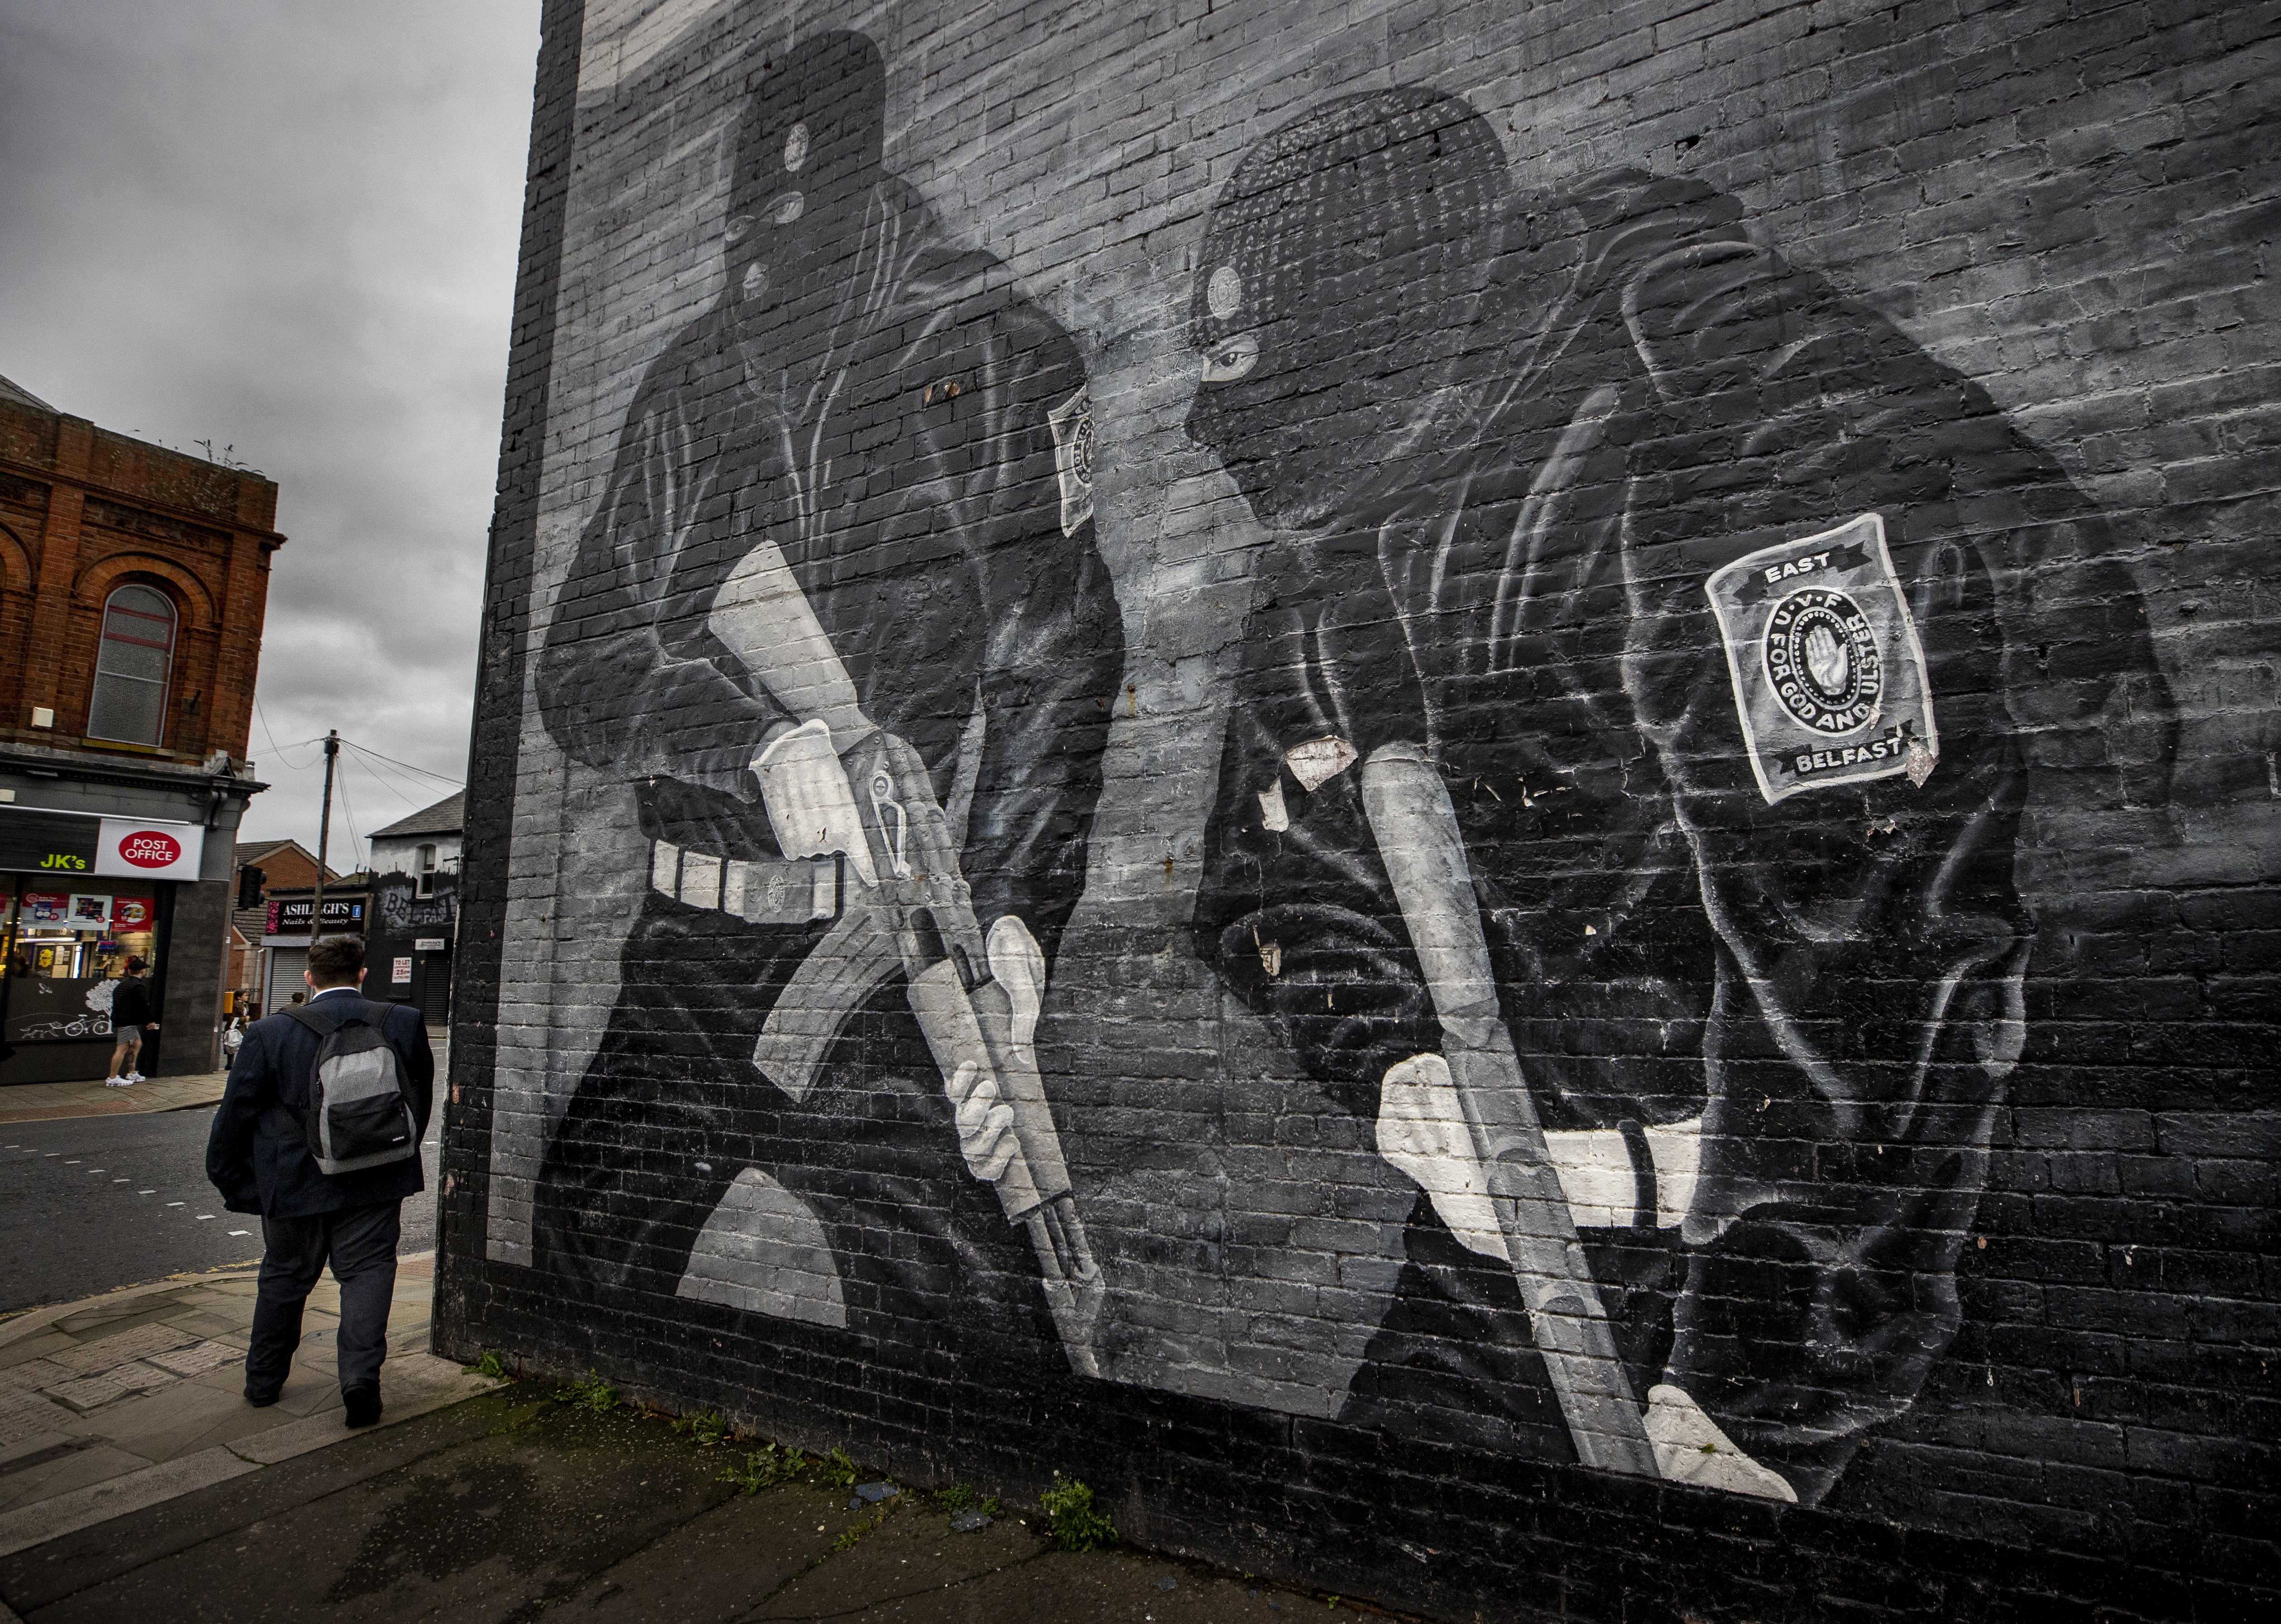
[1705, 513, 1937, 805]
[1048, 383, 1094, 537]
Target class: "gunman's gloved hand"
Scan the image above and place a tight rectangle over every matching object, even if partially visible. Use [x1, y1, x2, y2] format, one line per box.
[945, 1060, 1019, 1182]
[755, 718, 878, 886]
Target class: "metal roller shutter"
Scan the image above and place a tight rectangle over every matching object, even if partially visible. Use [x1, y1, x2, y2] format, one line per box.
[265, 946, 307, 1012]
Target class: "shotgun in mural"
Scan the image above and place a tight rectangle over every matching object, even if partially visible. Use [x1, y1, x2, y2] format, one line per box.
[530, 29, 1124, 1369]
[1184, 87, 2167, 1505]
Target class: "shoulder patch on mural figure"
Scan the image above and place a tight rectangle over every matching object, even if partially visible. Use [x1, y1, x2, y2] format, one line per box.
[1049, 383, 1094, 537]
[1704, 513, 1937, 805]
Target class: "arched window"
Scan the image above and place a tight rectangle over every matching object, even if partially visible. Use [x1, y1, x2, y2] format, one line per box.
[87, 584, 177, 746]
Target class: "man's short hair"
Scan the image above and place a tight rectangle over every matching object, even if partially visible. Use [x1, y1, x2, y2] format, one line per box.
[307, 935, 366, 987]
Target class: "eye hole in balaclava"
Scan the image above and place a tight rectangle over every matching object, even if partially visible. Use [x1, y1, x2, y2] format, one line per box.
[1185, 86, 1509, 528]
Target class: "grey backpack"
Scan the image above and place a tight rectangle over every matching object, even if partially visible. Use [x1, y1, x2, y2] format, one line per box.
[282, 1000, 417, 1174]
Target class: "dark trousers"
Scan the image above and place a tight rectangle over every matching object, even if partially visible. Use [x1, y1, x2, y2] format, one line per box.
[247, 1201, 402, 1395]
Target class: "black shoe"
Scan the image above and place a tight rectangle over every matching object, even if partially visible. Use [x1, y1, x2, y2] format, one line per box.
[244, 1386, 281, 1409]
[342, 1383, 382, 1428]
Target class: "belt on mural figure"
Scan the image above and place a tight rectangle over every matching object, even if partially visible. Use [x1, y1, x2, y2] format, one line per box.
[649, 839, 844, 924]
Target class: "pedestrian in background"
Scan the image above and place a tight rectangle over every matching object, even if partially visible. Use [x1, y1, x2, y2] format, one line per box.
[205, 934, 433, 1426]
[103, 957, 158, 1088]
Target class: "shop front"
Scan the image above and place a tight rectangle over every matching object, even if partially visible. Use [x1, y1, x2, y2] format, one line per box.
[259, 888, 368, 1014]
[367, 868, 456, 1028]
[0, 807, 208, 1084]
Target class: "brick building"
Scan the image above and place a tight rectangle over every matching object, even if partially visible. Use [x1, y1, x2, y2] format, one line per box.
[442, 8, 2280, 1621]
[364, 790, 462, 1027]
[226, 837, 332, 1020]
[0, 374, 276, 1083]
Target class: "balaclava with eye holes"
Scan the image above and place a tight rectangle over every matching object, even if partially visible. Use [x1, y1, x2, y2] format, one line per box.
[726, 32, 889, 331]
[731, 30, 886, 221]
[1185, 87, 1510, 529]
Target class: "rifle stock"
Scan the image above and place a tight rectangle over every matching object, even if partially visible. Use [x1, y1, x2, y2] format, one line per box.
[1360, 743, 1658, 1478]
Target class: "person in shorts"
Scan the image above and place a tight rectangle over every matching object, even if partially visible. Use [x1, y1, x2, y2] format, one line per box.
[104, 958, 157, 1087]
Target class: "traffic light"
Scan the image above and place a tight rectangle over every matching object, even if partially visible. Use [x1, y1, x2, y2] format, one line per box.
[236, 864, 266, 910]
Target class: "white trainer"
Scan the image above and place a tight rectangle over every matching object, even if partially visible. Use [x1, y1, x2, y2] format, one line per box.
[103, 1077, 126, 1088]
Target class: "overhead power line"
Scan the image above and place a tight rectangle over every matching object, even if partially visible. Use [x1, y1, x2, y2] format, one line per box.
[340, 738, 464, 790]
[345, 751, 424, 810]
[253, 699, 326, 771]
[334, 765, 366, 873]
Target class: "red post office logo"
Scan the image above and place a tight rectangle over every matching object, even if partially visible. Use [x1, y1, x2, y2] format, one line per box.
[116, 830, 183, 869]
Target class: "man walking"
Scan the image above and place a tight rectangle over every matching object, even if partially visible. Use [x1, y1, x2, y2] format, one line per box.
[206, 934, 434, 1426]
[102, 957, 157, 1087]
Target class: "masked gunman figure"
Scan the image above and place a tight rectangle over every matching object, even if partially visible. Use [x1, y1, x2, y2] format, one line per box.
[1187, 89, 2166, 1503]
[534, 32, 1122, 1368]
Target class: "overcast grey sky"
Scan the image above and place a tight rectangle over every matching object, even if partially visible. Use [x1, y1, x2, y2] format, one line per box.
[0, 0, 540, 869]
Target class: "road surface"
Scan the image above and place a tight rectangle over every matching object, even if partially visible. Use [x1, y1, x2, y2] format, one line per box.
[0, 1105, 443, 1314]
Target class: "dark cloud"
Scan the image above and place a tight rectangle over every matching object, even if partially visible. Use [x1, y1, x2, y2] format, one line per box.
[0, 0, 537, 868]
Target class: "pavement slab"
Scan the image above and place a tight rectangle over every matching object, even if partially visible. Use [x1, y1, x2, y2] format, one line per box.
[818, 1548, 1314, 1623]
[0, 1446, 151, 1520]
[0, 1445, 257, 1560]
[0, 1430, 88, 1476]
[546, 1483, 850, 1622]
[67, 1378, 292, 1466]
[48, 1302, 201, 1341]
[0, 1396, 76, 1457]
[144, 1341, 242, 1379]
[0, 1342, 73, 1377]
[230, 1354, 490, 1466]
[0, 1073, 228, 1128]
[37, 1368, 177, 1415]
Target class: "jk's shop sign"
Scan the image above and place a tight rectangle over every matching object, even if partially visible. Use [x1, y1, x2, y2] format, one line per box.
[0, 810, 205, 881]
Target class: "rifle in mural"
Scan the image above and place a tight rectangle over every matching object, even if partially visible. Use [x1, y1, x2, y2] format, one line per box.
[1359, 745, 1660, 1477]
[707, 534, 1107, 1379]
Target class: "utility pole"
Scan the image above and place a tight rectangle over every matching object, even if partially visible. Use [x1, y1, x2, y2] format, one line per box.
[310, 730, 339, 944]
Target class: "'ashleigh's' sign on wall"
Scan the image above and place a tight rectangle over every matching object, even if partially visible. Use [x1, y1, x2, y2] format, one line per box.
[264, 896, 366, 935]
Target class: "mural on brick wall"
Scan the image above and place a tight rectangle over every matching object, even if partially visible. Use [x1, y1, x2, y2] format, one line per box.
[1181, 86, 2167, 1504]
[481, 7, 2240, 1544]
[529, 31, 1124, 1364]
